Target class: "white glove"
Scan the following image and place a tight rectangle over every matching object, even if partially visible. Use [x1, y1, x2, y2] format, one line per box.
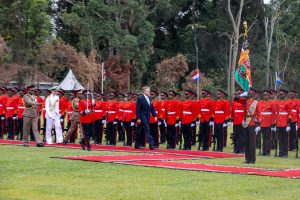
[296, 126, 298, 131]
[113, 121, 118, 125]
[102, 120, 106, 124]
[92, 99, 96, 106]
[60, 118, 64, 122]
[223, 123, 227, 128]
[120, 122, 123, 127]
[227, 121, 231, 126]
[175, 123, 179, 128]
[158, 121, 162, 126]
[196, 121, 200, 125]
[130, 122, 135, 126]
[255, 126, 261, 135]
[239, 91, 248, 97]
[286, 126, 291, 132]
[164, 121, 167, 127]
[84, 109, 90, 114]
[209, 121, 214, 127]
[191, 123, 195, 127]
[1, 117, 5, 120]
[179, 121, 182, 127]
[271, 127, 277, 132]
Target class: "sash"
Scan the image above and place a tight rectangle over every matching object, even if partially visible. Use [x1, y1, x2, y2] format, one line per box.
[242, 100, 258, 128]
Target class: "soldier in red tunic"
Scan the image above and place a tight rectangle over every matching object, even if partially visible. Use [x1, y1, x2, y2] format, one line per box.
[105, 92, 119, 145]
[288, 90, 298, 151]
[6, 89, 18, 140]
[257, 90, 276, 156]
[232, 89, 246, 153]
[158, 92, 168, 144]
[93, 93, 106, 144]
[198, 89, 214, 151]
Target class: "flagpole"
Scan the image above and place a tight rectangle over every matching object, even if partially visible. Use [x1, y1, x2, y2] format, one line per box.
[101, 62, 104, 94]
[275, 71, 277, 91]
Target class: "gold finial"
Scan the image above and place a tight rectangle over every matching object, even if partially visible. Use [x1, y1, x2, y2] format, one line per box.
[243, 21, 248, 40]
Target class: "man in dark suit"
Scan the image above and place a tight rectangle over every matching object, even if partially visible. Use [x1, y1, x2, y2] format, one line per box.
[136, 86, 157, 149]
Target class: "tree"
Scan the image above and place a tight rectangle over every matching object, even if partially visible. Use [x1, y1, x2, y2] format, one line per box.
[155, 54, 188, 90]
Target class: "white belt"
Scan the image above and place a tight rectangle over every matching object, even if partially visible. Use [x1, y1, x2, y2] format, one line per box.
[94, 110, 103, 113]
[261, 112, 272, 115]
[67, 112, 73, 114]
[215, 111, 224, 114]
[183, 111, 192, 114]
[279, 112, 288, 115]
[42, 108, 46, 111]
[234, 110, 244, 113]
[292, 110, 297, 113]
[119, 109, 124, 112]
[167, 112, 176, 115]
[156, 111, 158, 113]
[201, 109, 210, 112]
[0, 104, 2, 106]
[18, 106, 25, 109]
[107, 111, 116, 114]
[162, 109, 166, 111]
[7, 107, 14, 110]
[123, 110, 133, 113]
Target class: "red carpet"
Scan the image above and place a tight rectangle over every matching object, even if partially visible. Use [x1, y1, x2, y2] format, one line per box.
[57, 154, 200, 162]
[118, 161, 300, 179]
[0, 139, 243, 159]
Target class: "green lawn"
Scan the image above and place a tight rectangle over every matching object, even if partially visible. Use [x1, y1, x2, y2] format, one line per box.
[1, 143, 300, 200]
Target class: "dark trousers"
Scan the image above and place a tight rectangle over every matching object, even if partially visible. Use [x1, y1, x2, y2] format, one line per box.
[17, 118, 23, 140]
[289, 122, 297, 150]
[261, 127, 271, 155]
[200, 121, 210, 150]
[244, 125, 256, 163]
[7, 117, 16, 140]
[124, 121, 134, 146]
[191, 123, 196, 145]
[233, 125, 245, 153]
[167, 124, 176, 149]
[117, 120, 124, 141]
[0, 115, 5, 138]
[214, 123, 224, 151]
[150, 123, 159, 147]
[81, 123, 92, 149]
[141, 116, 154, 147]
[159, 120, 167, 144]
[181, 123, 192, 149]
[278, 127, 288, 156]
[106, 122, 117, 145]
[94, 119, 103, 144]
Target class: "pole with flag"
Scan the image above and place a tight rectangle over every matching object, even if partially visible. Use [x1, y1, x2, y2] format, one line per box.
[275, 71, 283, 91]
[192, 69, 201, 99]
[234, 21, 252, 93]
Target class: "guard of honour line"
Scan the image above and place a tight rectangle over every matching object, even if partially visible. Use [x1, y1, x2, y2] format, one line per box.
[0, 85, 299, 164]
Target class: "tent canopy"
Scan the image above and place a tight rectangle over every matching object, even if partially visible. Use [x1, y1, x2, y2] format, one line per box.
[58, 69, 85, 91]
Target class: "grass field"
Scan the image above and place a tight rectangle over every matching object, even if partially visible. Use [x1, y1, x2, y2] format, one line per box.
[1, 142, 300, 200]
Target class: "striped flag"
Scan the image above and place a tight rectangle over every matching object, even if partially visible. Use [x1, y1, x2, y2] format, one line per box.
[275, 74, 283, 85]
[192, 69, 200, 81]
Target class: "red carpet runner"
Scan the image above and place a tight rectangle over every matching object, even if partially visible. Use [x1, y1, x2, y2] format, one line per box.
[0, 139, 243, 158]
[56, 155, 300, 179]
[57, 154, 200, 162]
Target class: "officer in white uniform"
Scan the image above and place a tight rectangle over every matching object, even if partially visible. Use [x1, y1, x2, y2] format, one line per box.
[45, 86, 63, 144]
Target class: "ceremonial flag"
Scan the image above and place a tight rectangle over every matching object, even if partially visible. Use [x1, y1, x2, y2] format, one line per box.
[234, 40, 252, 92]
[275, 74, 283, 85]
[192, 69, 200, 81]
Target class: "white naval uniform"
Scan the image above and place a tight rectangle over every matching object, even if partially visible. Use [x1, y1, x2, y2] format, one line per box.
[45, 94, 63, 144]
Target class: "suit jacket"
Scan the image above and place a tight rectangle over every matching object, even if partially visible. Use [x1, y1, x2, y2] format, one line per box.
[136, 95, 156, 120]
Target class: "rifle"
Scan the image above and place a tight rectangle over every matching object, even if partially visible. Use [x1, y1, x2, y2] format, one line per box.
[197, 128, 202, 150]
[296, 128, 299, 158]
[274, 128, 278, 157]
[212, 132, 216, 151]
[258, 131, 262, 156]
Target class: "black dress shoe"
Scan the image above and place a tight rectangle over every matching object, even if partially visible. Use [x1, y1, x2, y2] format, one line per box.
[248, 161, 255, 164]
[36, 143, 44, 147]
[23, 143, 29, 147]
[149, 145, 158, 150]
[87, 148, 92, 151]
[63, 140, 68, 145]
[135, 146, 142, 149]
[79, 141, 86, 150]
[243, 161, 249, 164]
